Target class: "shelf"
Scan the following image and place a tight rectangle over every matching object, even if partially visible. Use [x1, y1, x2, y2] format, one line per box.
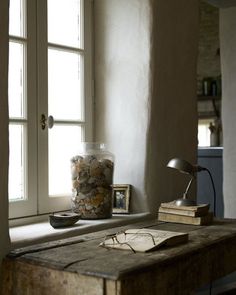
[197, 95, 221, 119]
[197, 95, 221, 101]
[198, 112, 218, 119]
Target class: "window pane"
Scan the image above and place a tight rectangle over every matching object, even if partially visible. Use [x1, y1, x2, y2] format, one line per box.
[9, 41, 25, 118]
[49, 125, 82, 196]
[9, 124, 27, 201]
[9, 0, 25, 37]
[198, 119, 214, 147]
[48, 0, 81, 48]
[48, 48, 82, 120]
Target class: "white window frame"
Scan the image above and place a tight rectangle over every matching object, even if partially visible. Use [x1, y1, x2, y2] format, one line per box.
[9, 0, 93, 219]
[9, 0, 38, 218]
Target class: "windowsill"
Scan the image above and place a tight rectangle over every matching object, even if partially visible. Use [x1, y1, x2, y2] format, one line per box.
[198, 146, 223, 157]
[198, 146, 223, 149]
[10, 212, 152, 249]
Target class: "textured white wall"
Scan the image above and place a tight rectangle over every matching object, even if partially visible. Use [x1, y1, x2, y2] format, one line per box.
[0, 0, 11, 282]
[94, 0, 151, 212]
[220, 7, 236, 217]
[94, 0, 199, 213]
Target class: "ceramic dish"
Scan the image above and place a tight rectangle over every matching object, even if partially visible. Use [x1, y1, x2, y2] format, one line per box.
[49, 212, 81, 228]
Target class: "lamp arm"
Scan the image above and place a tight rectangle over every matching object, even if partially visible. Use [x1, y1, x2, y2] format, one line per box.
[204, 168, 216, 216]
[183, 176, 195, 199]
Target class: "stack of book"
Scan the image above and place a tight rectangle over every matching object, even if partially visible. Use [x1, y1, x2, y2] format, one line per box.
[158, 201, 213, 225]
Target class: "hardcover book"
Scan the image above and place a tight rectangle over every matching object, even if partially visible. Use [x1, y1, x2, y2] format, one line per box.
[100, 228, 188, 253]
[159, 202, 210, 217]
[158, 211, 213, 225]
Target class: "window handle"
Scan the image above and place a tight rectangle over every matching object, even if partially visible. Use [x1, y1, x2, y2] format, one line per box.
[40, 114, 54, 130]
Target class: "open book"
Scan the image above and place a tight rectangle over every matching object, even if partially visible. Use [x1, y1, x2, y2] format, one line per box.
[100, 228, 188, 253]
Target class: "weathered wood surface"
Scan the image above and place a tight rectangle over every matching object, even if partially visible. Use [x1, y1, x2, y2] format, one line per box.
[2, 219, 236, 295]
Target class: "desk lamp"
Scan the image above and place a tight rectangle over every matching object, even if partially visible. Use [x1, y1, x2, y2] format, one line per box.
[167, 158, 216, 211]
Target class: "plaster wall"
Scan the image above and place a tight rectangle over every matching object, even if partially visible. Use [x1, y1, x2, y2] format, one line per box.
[94, 0, 151, 212]
[220, 7, 236, 217]
[197, 0, 220, 95]
[94, 0, 199, 213]
[146, 0, 199, 212]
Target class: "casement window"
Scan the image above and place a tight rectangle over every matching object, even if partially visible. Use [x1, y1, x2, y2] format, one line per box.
[8, 0, 93, 219]
[198, 119, 214, 147]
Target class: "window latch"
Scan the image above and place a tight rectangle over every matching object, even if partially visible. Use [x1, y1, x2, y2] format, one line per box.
[40, 114, 54, 130]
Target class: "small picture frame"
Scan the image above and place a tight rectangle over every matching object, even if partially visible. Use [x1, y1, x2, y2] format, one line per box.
[112, 184, 131, 214]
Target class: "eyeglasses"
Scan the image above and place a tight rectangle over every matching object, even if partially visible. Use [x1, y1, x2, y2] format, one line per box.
[100, 230, 161, 253]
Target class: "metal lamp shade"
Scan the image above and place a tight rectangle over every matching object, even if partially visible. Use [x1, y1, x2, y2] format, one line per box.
[167, 158, 196, 206]
[167, 158, 194, 175]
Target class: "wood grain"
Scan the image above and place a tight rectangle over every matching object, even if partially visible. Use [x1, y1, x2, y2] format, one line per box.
[2, 219, 236, 295]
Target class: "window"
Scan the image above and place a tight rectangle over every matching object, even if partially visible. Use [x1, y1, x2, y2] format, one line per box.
[8, 0, 93, 219]
[198, 119, 214, 147]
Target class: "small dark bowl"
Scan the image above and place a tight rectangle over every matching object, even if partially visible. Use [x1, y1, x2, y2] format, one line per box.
[49, 212, 81, 228]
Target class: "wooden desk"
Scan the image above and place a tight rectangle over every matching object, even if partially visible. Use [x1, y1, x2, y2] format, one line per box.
[2, 219, 236, 295]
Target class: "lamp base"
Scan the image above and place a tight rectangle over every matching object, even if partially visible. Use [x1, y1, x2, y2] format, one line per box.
[175, 198, 197, 207]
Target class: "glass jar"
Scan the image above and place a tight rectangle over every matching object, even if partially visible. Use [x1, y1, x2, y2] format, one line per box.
[70, 142, 114, 219]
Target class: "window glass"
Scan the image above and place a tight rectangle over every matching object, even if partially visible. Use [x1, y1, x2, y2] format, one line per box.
[9, 0, 25, 37]
[47, 0, 81, 48]
[9, 124, 27, 201]
[8, 41, 26, 119]
[48, 48, 82, 121]
[198, 119, 214, 146]
[48, 125, 82, 196]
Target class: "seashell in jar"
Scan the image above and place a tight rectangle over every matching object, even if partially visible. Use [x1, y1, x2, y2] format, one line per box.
[103, 168, 113, 184]
[101, 159, 113, 169]
[71, 165, 78, 180]
[97, 187, 110, 196]
[90, 193, 104, 207]
[88, 177, 96, 184]
[97, 186, 105, 194]
[72, 179, 80, 189]
[86, 188, 97, 197]
[95, 177, 107, 187]
[78, 171, 90, 183]
[90, 158, 100, 169]
[95, 207, 102, 214]
[90, 167, 103, 177]
[71, 196, 77, 202]
[70, 155, 84, 164]
[75, 162, 88, 173]
[72, 187, 77, 194]
[103, 194, 111, 204]
[85, 203, 93, 211]
[84, 155, 97, 165]
[78, 183, 93, 194]
[78, 192, 86, 199]
[79, 199, 85, 205]
[78, 206, 85, 214]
